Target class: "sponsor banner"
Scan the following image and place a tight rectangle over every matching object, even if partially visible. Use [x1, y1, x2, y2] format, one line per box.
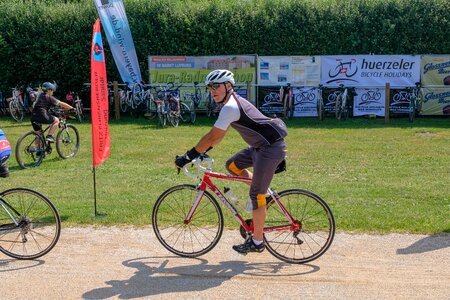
[421, 55, 450, 86]
[258, 86, 283, 117]
[292, 87, 319, 117]
[353, 88, 385, 116]
[258, 56, 320, 86]
[390, 88, 413, 114]
[148, 55, 256, 85]
[91, 19, 110, 168]
[94, 0, 142, 87]
[149, 55, 256, 103]
[421, 87, 450, 115]
[322, 88, 341, 114]
[321, 55, 420, 87]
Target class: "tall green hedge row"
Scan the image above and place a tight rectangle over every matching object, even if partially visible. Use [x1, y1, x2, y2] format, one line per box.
[0, 0, 449, 92]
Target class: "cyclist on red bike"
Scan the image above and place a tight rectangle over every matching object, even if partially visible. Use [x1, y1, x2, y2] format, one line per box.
[175, 69, 288, 254]
[30, 82, 73, 143]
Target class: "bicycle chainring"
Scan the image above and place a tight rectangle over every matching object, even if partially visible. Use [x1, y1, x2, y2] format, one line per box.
[239, 219, 253, 239]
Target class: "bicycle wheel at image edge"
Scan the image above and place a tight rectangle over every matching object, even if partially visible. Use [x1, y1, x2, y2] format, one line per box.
[152, 184, 224, 257]
[0, 188, 61, 259]
[56, 124, 80, 159]
[15, 131, 46, 169]
[264, 189, 335, 264]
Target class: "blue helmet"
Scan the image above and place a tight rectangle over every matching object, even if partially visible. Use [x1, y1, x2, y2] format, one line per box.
[43, 81, 57, 92]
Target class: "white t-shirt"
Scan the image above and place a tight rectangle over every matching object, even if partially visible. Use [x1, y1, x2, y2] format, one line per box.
[213, 95, 240, 130]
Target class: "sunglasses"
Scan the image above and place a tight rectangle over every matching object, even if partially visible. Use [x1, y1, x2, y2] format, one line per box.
[207, 83, 221, 90]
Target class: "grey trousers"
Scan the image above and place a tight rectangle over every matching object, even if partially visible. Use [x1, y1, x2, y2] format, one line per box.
[225, 140, 287, 210]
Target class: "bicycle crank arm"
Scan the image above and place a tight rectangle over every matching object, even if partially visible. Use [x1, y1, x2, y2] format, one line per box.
[293, 231, 304, 245]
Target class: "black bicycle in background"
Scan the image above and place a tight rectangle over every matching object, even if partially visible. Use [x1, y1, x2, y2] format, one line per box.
[15, 107, 80, 169]
[335, 84, 356, 121]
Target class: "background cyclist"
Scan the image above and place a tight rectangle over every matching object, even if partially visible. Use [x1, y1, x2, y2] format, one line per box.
[30, 82, 73, 142]
[175, 69, 288, 254]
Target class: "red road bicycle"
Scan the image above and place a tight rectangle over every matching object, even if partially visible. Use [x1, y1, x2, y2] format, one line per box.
[152, 155, 335, 264]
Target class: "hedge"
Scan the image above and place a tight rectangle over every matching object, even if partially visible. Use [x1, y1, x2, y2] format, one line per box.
[0, 0, 449, 93]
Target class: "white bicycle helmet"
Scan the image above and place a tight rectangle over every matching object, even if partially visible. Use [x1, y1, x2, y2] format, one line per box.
[205, 69, 235, 86]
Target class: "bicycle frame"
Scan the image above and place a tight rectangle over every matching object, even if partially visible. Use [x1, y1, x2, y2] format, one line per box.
[183, 159, 298, 235]
[0, 197, 20, 228]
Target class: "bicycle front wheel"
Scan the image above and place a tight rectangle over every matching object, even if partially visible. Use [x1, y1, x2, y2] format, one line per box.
[0, 188, 61, 259]
[15, 131, 45, 169]
[56, 124, 80, 159]
[152, 184, 224, 257]
[264, 189, 335, 264]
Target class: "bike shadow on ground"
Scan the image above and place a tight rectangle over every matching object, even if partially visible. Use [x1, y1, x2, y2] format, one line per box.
[0, 258, 44, 272]
[397, 234, 450, 255]
[82, 256, 320, 299]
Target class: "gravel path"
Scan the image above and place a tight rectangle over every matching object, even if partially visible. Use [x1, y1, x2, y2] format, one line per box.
[1, 227, 449, 299]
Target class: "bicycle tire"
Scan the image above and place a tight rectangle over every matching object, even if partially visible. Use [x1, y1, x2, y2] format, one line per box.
[75, 102, 83, 123]
[264, 189, 335, 264]
[144, 98, 157, 120]
[152, 184, 224, 258]
[56, 124, 80, 159]
[9, 100, 24, 122]
[168, 111, 179, 127]
[318, 97, 324, 121]
[336, 95, 342, 120]
[409, 99, 415, 122]
[119, 90, 128, 112]
[341, 95, 349, 121]
[283, 94, 291, 120]
[157, 111, 166, 127]
[189, 101, 196, 124]
[0, 188, 61, 259]
[15, 131, 45, 169]
[179, 102, 191, 123]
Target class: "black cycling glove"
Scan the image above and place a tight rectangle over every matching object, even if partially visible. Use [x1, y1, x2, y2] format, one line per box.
[175, 147, 200, 169]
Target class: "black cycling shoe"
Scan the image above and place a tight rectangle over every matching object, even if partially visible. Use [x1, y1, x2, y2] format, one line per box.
[232, 238, 265, 254]
[46, 135, 55, 143]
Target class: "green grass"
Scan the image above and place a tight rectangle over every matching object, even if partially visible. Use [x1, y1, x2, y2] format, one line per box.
[1, 115, 449, 234]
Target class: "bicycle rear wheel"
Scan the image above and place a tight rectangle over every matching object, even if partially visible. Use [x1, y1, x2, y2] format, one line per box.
[189, 101, 196, 124]
[56, 124, 80, 159]
[75, 102, 83, 123]
[408, 100, 415, 122]
[264, 189, 335, 264]
[317, 96, 324, 121]
[15, 131, 45, 169]
[168, 111, 179, 127]
[0, 188, 61, 259]
[9, 100, 24, 122]
[144, 98, 157, 120]
[152, 184, 224, 257]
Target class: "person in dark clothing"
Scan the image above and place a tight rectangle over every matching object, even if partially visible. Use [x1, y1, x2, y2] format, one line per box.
[31, 82, 73, 143]
[175, 69, 288, 254]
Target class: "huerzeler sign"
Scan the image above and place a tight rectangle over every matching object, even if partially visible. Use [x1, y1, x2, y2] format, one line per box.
[321, 55, 420, 87]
